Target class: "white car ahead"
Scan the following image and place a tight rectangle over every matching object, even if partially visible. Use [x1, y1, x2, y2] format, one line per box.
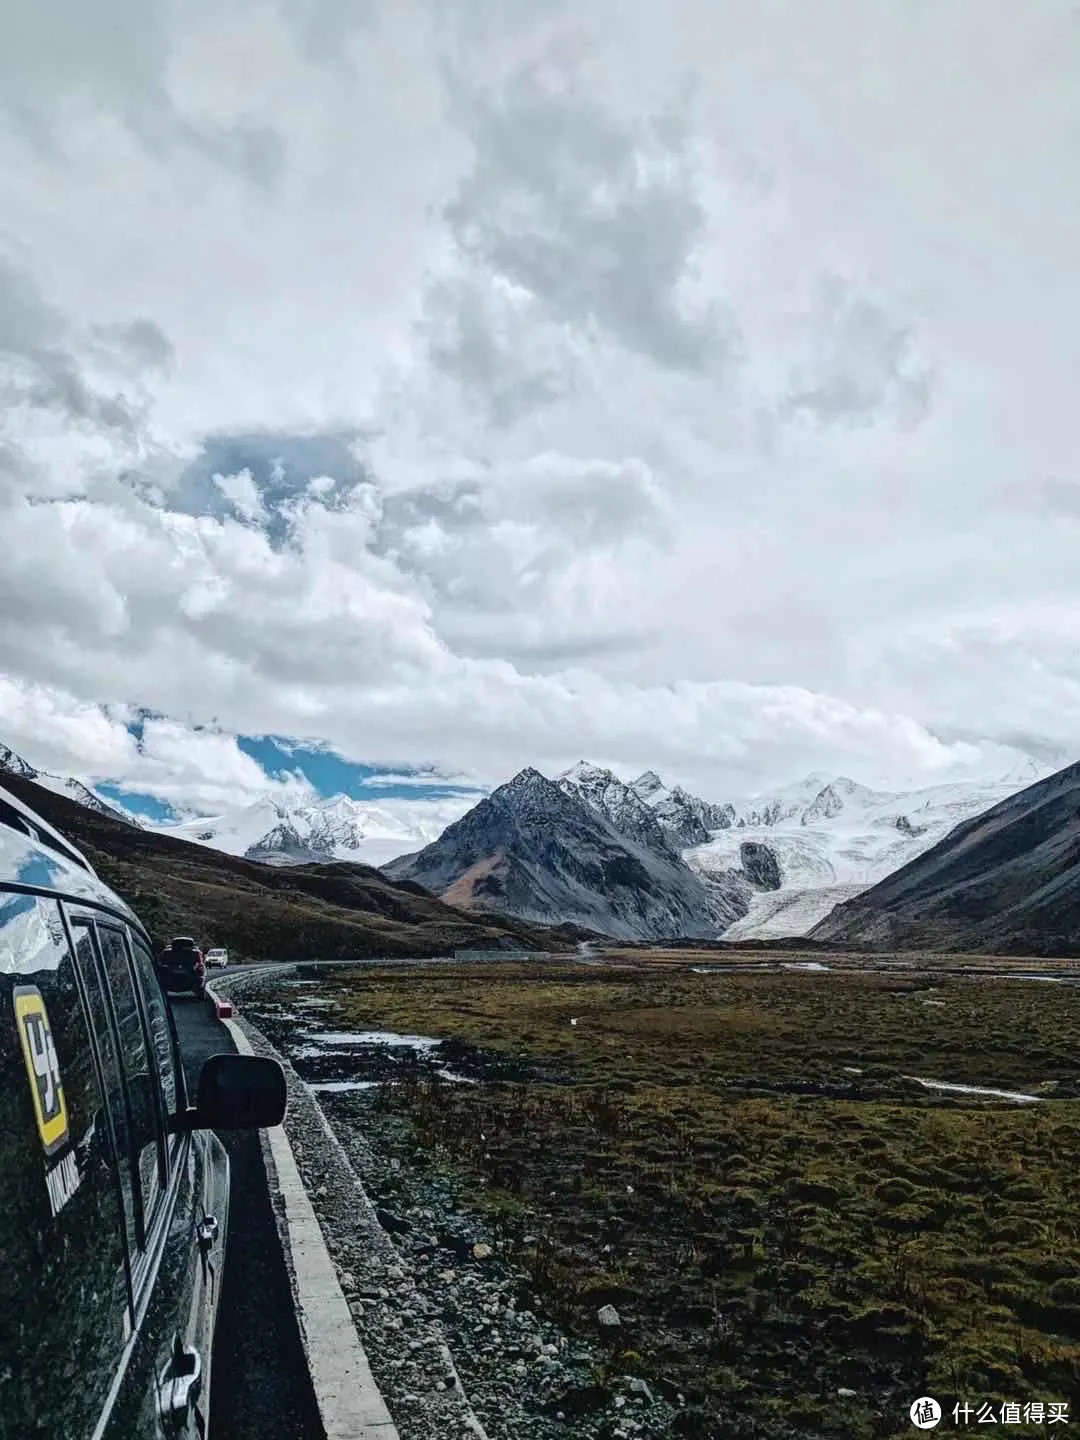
[205, 947, 229, 968]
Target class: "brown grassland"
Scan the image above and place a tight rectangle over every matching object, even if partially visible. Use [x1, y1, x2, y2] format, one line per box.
[260, 960, 1080, 1438]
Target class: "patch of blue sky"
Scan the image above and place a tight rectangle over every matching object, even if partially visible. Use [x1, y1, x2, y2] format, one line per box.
[237, 736, 483, 801]
[96, 784, 179, 823]
[171, 431, 365, 545]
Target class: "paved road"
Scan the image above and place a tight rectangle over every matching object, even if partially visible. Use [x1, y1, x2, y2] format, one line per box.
[171, 995, 324, 1440]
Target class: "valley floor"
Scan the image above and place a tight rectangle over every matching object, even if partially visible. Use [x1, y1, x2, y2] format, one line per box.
[239, 957, 1080, 1440]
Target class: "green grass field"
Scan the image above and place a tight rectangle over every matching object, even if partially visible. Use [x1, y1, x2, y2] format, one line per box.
[267, 962, 1080, 1437]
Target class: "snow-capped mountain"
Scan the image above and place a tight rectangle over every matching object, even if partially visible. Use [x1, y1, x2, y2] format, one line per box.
[557, 762, 677, 857]
[689, 762, 1052, 940]
[547, 758, 1051, 941]
[383, 767, 736, 940]
[630, 769, 735, 845]
[150, 792, 472, 868]
[558, 761, 736, 850]
[0, 742, 141, 827]
[4, 729, 1050, 942]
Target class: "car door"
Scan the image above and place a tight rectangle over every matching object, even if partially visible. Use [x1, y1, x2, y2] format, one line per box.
[64, 914, 225, 1439]
[123, 927, 228, 1440]
[0, 888, 131, 1440]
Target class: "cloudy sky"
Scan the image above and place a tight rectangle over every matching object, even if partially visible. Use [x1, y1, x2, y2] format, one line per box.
[2, 0, 1078, 818]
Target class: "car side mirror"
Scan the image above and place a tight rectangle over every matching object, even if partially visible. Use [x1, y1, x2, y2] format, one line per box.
[171, 1054, 287, 1131]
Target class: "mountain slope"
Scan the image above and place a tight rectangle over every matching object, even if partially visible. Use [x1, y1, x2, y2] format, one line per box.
[809, 759, 1080, 954]
[383, 767, 735, 940]
[0, 772, 577, 961]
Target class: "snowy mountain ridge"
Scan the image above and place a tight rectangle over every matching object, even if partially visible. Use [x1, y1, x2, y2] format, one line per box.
[690, 760, 1052, 939]
[0, 743, 141, 827]
[151, 791, 472, 868]
[2, 733, 1050, 940]
[556, 758, 1051, 939]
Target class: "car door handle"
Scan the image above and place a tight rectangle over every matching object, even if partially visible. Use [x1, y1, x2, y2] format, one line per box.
[158, 1338, 202, 1431]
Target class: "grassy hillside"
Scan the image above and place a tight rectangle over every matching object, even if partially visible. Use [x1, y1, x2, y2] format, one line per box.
[1, 774, 580, 962]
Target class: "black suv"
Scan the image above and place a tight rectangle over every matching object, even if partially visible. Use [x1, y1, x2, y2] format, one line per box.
[158, 936, 207, 999]
[0, 782, 286, 1438]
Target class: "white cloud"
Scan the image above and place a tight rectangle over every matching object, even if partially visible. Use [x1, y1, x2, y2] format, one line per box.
[1, 0, 1078, 811]
[213, 468, 267, 524]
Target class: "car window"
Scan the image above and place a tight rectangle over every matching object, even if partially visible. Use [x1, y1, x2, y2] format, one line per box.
[0, 890, 130, 1439]
[126, 931, 179, 1135]
[70, 922, 142, 1249]
[95, 924, 165, 1238]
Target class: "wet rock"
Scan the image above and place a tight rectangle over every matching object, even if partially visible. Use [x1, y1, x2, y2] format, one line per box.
[597, 1304, 622, 1328]
[626, 1378, 654, 1405]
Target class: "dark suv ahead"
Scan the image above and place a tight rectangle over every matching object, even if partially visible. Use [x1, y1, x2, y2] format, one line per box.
[157, 936, 207, 999]
[0, 781, 286, 1439]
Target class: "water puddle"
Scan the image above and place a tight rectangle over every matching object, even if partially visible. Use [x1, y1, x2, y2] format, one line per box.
[269, 1022, 488, 1093]
[689, 963, 773, 975]
[780, 961, 830, 972]
[315, 1030, 441, 1049]
[904, 1076, 1042, 1105]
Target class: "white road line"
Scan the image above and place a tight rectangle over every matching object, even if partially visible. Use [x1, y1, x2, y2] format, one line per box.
[209, 984, 399, 1440]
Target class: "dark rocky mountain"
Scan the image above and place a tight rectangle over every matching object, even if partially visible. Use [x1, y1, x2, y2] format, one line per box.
[0, 772, 578, 962]
[810, 758, 1080, 955]
[740, 841, 782, 891]
[383, 767, 744, 940]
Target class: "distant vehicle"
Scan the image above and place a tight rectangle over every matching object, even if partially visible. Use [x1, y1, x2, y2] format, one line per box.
[205, 947, 229, 968]
[0, 780, 287, 1438]
[157, 935, 207, 998]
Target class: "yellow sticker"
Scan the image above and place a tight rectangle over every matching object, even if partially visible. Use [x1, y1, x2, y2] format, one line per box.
[14, 986, 70, 1157]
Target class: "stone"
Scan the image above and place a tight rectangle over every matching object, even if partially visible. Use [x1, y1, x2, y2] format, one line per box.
[472, 1242, 494, 1260]
[627, 1378, 654, 1405]
[597, 1304, 621, 1328]
[837, 1388, 857, 1398]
